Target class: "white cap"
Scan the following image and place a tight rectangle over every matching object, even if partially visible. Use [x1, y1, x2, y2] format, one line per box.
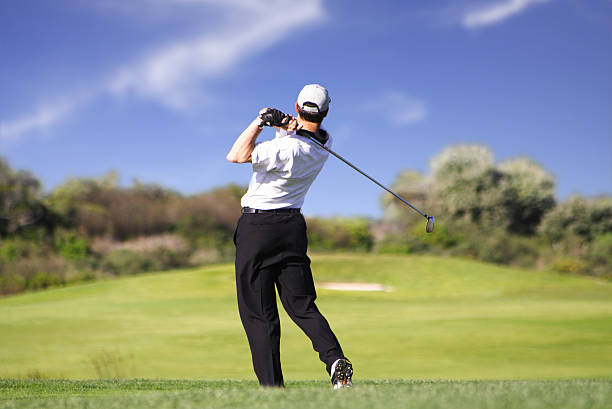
[297, 84, 330, 114]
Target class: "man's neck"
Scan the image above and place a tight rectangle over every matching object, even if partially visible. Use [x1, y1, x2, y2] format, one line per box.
[297, 118, 320, 133]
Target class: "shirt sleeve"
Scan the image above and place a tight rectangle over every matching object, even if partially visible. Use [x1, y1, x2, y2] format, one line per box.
[251, 139, 289, 172]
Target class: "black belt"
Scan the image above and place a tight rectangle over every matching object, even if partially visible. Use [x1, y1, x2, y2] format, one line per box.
[242, 207, 301, 214]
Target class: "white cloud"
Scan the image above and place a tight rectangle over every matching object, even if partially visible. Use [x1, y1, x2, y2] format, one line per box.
[0, 98, 81, 142]
[108, 1, 324, 110]
[1, 0, 325, 141]
[362, 91, 427, 126]
[463, 0, 551, 29]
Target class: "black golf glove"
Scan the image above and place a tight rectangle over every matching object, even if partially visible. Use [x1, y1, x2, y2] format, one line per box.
[259, 108, 290, 127]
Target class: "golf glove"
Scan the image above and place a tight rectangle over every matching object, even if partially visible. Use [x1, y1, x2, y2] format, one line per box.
[259, 108, 290, 127]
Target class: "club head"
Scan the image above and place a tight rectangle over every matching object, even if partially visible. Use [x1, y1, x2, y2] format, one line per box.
[426, 216, 435, 233]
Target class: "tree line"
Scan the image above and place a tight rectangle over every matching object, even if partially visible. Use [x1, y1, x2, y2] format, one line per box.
[1, 146, 610, 295]
[380, 145, 611, 278]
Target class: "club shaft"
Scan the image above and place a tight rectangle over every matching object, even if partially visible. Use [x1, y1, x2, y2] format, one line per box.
[307, 136, 428, 218]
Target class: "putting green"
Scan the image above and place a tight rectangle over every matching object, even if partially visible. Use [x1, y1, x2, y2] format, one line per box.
[1, 254, 611, 380]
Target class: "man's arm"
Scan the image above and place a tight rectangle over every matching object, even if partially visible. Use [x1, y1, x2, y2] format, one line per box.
[226, 114, 264, 163]
[226, 109, 301, 164]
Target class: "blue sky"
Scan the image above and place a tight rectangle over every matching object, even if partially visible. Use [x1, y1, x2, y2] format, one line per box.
[1, 0, 611, 217]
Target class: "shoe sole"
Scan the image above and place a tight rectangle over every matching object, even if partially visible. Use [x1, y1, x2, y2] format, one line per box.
[332, 359, 353, 389]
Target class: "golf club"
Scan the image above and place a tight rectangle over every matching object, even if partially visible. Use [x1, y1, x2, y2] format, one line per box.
[297, 129, 435, 233]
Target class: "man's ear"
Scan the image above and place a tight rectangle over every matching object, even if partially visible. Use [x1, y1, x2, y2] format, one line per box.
[295, 102, 300, 115]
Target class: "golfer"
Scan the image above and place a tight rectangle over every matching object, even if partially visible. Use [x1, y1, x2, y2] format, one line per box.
[226, 84, 353, 388]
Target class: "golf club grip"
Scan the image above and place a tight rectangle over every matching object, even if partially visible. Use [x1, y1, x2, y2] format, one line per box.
[306, 135, 428, 218]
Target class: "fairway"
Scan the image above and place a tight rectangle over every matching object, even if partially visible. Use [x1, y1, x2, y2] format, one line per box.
[1, 254, 611, 381]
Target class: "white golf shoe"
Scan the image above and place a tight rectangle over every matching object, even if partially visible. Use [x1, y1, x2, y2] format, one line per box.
[330, 358, 353, 389]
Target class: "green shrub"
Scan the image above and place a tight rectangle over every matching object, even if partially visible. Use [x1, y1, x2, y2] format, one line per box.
[148, 247, 186, 270]
[0, 238, 45, 262]
[586, 233, 612, 279]
[411, 222, 459, 250]
[176, 213, 234, 252]
[46, 174, 178, 240]
[0, 158, 55, 236]
[307, 217, 374, 251]
[377, 234, 428, 254]
[0, 255, 70, 295]
[25, 272, 65, 290]
[540, 196, 612, 243]
[376, 221, 460, 255]
[101, 249, 153, 275]
[483, 233, 539, 267]
[0, 240, 20, 262]
[0, 271, 26, 295]
[552, 257, 587, 274]
[99, 246, 190, 276]
[54, 231, 90, 261]
[439, 224, 540, 267]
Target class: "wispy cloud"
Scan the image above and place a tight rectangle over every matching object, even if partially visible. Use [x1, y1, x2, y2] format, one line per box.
[0, 0, 325, 141]
[463, 0, 551, 29]
[0, 97, 84, 142]
[108, 1, 324, 110]
[362, 91, 427, 126]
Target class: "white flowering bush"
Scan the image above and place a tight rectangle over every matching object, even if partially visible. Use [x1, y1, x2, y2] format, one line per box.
[540, 196, 612, 242]
[497, 157, 555, 234]
[426, 145, 555, 234]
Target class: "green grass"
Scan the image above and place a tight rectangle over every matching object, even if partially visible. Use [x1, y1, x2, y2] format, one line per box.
[1, 254, 611, 381]
[1, 379, 611, 409]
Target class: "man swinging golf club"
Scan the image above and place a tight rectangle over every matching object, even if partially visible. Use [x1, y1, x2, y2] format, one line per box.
[226, 84, 353, 389]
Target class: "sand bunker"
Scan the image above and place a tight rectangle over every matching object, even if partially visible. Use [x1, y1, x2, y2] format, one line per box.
[316, 282, 391, 292]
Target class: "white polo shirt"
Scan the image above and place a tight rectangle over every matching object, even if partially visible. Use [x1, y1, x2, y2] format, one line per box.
[240, 128, 332, 210]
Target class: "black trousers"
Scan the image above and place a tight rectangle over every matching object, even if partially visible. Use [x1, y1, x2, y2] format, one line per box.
[233, 212, 344, 387]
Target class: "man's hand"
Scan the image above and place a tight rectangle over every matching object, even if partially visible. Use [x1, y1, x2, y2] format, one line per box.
[284, 116, 301, 132]
[259, 108, 290, 127]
